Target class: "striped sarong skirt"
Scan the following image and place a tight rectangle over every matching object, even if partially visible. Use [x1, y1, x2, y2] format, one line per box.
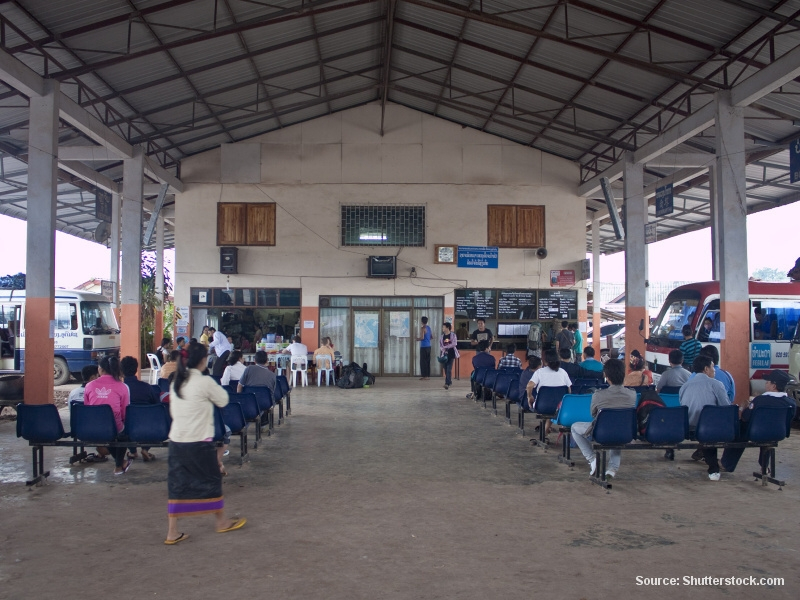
[167, 441, 223, 517]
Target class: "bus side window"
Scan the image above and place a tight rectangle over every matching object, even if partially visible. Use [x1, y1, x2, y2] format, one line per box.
[756, 300, 800, 341]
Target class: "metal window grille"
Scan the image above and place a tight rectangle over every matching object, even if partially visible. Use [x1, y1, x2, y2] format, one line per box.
[341, 205, 425, 247]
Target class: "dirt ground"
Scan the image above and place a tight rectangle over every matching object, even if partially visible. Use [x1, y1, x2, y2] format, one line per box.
[0, 378, 798, 600]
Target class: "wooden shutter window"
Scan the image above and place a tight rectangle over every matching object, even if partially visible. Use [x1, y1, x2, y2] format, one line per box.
[217, 203, 246, 246]
[246, 203, 276, 246]
[487, 205, 517, 247]
[516, 205, 545, 248]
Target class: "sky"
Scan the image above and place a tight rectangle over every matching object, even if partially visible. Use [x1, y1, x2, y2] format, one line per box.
[0, 215, 174, 288]
[0, 201, 797, 288]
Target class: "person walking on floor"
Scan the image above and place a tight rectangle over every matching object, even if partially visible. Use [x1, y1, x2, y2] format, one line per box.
[418, 316, 432, 380]
[439, 323, 459, 390]
[165, 342, 246, 545]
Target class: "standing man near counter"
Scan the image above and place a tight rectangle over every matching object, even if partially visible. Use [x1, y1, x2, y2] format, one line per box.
[417, 316, 432, 380]
[470, 319, 494, 348]
[208, 327, 232, 378]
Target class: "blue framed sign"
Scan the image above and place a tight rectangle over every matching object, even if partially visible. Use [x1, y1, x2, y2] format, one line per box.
[655, 183, 673, 217]
[457, 246, 498, 269]
[791, 139, 800, 183]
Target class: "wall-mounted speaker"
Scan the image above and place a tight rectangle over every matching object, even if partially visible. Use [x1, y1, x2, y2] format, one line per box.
[220, 247, 238, 274]
[536, 247, 548, 259]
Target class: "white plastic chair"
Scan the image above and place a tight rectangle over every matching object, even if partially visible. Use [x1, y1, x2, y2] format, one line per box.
[146, 353, 162, 385]
[316, 355, 335, 387]
[275, 354, 291, 376]
[290, 355, 308, 387]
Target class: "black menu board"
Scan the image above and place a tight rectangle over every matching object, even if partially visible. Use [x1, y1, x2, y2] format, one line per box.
[497, 290, 536, 319]
[454, 289, 497, 319]
[537, 290, 578, 320]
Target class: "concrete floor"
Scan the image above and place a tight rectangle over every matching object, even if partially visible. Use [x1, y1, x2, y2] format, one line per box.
[0, 377, 798, 599]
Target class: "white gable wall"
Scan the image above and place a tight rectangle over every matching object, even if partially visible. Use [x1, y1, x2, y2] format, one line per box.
[176, 102, 586, 341]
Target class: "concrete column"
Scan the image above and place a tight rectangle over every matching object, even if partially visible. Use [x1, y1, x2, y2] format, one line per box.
[623, 155, 648, 366]
[154, 215, 165, 351]
[24, 80, 59, 404]
[592, 217, 602, 357]
[708, 165, 720, 280]
[110, 192, 121, 306]
[120, 147, 144, 364]
[715, 91, 750, 406]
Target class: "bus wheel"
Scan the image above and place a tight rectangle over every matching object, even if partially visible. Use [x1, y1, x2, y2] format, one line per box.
[53, 357, 71, 386]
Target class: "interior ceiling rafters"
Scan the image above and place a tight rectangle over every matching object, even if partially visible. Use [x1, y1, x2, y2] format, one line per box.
[0, 0, 798, 253]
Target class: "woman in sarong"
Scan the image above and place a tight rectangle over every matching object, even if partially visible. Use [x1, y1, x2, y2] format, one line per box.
[165, 342, 246, 544]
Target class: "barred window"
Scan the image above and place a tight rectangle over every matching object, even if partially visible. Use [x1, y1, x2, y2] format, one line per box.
[341, 205, 425, 247]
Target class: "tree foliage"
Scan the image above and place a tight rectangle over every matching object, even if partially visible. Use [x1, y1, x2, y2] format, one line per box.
[0, 273, 26, 289]
[140, 252, 173, 362]
[751, 267, 787, 282]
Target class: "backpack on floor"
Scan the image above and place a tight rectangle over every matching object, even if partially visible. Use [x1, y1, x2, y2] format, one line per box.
[336, 362, 366, 389]
[636, 389, 666, 436]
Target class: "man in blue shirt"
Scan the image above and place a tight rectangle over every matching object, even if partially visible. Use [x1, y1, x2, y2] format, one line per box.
[467, 339, 496, 399]
[698, 345, 735, 402]
[580, 347, 604, 374]
[417, 316, 432, 380]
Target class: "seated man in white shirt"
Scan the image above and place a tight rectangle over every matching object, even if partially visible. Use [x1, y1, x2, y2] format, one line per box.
[282, 335, 308, 358]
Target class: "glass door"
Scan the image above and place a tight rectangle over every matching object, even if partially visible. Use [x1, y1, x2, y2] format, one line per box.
[383, 309, 412, 374]
[352, 310, 381, 374]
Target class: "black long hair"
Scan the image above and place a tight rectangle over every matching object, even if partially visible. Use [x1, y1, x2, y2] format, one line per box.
[173, 342, 208, 396]
[98, 355, 122, 381]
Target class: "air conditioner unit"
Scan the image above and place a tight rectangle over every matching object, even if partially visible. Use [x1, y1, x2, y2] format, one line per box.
[367, 256, 397, 279]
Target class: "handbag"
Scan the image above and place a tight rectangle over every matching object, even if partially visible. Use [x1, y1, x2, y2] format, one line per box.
[437, 355, 448, 365]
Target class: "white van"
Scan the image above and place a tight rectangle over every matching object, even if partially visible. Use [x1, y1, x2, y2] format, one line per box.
[0, 289, 120, 385]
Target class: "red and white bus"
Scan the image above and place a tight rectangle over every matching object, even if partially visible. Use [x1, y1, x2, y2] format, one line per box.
[646, 281, 800, 395]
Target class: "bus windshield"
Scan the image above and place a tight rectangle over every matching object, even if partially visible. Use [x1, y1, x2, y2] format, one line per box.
[650, 294, 701, 341]
[81, 301, 119, 335]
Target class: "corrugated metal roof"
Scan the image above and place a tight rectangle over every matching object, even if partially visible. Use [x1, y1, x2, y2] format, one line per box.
[0, 0, 798, 251]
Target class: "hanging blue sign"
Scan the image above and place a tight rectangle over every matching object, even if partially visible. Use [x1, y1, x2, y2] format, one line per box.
[655, 183, 673, 217]
[790, 139, 800, 183]
[457, 246, 498, 269]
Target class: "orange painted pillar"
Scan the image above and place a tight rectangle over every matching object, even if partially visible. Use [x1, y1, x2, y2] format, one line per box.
[120, 147, 144, 363]
[623, 156, 648, 367]
[301, 306, 320, 348]
[24, 81, 59, 405]
[715, 92, 750, 406]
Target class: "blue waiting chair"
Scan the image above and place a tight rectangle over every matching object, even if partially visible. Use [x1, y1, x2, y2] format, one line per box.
[659, 393, 680, 408]
[659, 386, 682, 395]
[747, 405, 795, 487]
[221, 402, 249, 464]
[490, 372, 516, 416]
[157, 378, 171, 393]
[472, 367, 490, 401]
[241, 386, 275, 433]
[591, 407, 638, 488]
[480, 369, 500, 409]
[71, 403, 117, 444]
[694, 405, 739, 444]
[151, 384, 163, 398]
[276, 375, 291, 417]
[16, 403, 67, 485]
[503, 381, 523, 425]
[228, 392, 262, 448]
[644, 406, 689, 445]
[530, 385, 568, 447]
[125, 404, 170, 445]
[553, 394, 592, 465]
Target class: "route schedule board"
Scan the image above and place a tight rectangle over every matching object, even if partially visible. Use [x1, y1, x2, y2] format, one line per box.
[537, 290, 578, 320]
[497, 290, 536, 319]
[454, 289, 497, 319]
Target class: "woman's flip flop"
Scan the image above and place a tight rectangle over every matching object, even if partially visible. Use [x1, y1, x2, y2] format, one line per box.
[164, 533, 189, 545]
[217, 518, 247, 533]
